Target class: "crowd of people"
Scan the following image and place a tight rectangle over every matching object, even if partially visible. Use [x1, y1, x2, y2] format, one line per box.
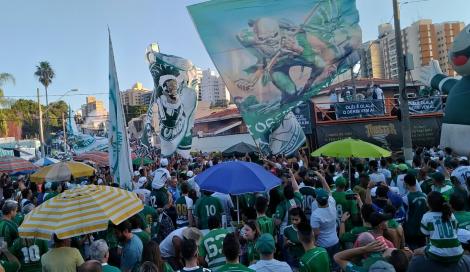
[0, 146, 469, 272]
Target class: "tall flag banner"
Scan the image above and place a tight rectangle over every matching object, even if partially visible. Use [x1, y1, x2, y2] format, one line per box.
[108, 30, 133, 189]
[188, 0, 362, 155]
[140, 88, 156, 149]
[145, 43, 197, 158]
[67, 106, 79, 136]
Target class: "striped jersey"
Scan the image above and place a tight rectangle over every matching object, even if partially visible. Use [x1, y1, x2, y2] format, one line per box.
[421, 211, 463, 262]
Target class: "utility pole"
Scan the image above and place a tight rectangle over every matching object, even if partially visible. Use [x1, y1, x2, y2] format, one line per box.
[62, 112, 67, 152]
[37, 88, 45, 158]
[393, 0, 413, 162]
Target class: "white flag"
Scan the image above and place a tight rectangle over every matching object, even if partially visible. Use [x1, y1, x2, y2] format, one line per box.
[108, 29, 133, 189]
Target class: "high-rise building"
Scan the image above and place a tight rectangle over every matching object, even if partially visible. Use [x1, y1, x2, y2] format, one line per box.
[80, 96, 108, 132]
[194, 67, 203, 101]
[377, 23, 399, 79]
[121, 82, 152, 106]
[402, 20, 438, 71]
[201, 68, 230, 106]
[360, 40, 385, 79]
[435, 22, 465, 77]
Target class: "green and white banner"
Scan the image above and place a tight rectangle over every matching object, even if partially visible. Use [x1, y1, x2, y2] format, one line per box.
[188, 0, 362, 155]
[145, 45, 197, 158]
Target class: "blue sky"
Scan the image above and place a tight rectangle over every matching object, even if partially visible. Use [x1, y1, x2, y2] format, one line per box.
[0, 0, 468, 111]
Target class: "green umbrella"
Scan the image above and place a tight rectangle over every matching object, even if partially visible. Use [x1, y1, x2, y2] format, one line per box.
[311, 138, 391, 158]
[132, 157, 153, 166]
[311, 138, 391, 188]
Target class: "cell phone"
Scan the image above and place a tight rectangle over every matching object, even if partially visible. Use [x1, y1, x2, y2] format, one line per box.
[346, 193, 358, 200]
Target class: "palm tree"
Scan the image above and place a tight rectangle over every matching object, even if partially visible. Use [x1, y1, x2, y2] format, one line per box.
[34, 61, 55, 107]
[0, 73, 15, 107]
[34, 62, 55, 143]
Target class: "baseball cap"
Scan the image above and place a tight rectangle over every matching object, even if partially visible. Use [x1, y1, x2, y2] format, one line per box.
[186, 170, 194, 178]
[315, 189, 329, 202]
[458, 229, 470, 245]
[160, 158, 169, 167]
[335, 176, 347, 187]
[431, 172, 445, 182]
[182, 227, 203, 243]
[369, 212, 392, 228]
[397, 164, 408, 171]
[255, 234, 275, 254]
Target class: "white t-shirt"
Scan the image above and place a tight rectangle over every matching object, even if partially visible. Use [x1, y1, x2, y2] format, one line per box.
[378, 168, 392, 181]
[159, 227, 186, 258]
[451, 166, 470, 188]
[133, 189, 151, 205]
[369, 172, 386, 184]
[374, 87, 384, 99]
[310, 196, 339, 248]
[249, 259, 293, 272]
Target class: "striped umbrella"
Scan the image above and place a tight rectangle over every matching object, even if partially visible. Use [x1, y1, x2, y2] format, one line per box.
[30, 161, 95, 183]
[19, 185, 143, 240]
[73, 151, 109, 167]
[33, 157, 60, 167]
[0, 156, 38, 174]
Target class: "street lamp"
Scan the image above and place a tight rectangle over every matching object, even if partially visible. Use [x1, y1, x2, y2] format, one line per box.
[37, 88, 78, 158]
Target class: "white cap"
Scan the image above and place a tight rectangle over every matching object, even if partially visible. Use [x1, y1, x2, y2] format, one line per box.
[458, 229, 470, 244]
[160, 158, 169, 167]
[186, 170, 194, 178]
[133, 171, 140, 177]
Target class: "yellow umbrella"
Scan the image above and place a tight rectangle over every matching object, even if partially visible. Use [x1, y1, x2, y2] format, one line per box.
[30, 161, 95, 183]
[19, 185, 143, 240]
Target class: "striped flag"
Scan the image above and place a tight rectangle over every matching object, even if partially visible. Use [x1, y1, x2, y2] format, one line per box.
[108, 29, 133, 189]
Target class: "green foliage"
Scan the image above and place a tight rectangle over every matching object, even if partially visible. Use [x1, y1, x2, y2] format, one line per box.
[34, 61, 55, 89]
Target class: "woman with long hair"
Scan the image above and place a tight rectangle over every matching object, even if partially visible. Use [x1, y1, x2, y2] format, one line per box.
[142, 241, 174, 272]
[240, 220, 260, 266]
[420, 191, 463, 263]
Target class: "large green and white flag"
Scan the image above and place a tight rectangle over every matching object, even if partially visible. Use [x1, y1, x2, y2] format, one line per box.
[108, 31, 133, 189]
[188, 0, 362, 155]
[145, 44, 197, 158]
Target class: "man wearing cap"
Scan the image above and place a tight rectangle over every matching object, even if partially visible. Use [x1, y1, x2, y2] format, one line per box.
[150, 158, 171, 211]
[332, 176, 359, 232]
[160, 226, 202, 270]
[431, 172, 454, 201]
[310, 171, 339, 270]
[248, 234, 292, 272]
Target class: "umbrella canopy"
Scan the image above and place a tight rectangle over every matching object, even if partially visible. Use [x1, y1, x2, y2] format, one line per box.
[195, 161, 281, 195]
[73, 151, 109, 167]
[30, 161, 95, 183]
[33, 157, 60, 167]
[222, 142, 258, 157]
[132, 157, 153, 166]
[0, 156, 38, 174]
[311, 138, 392, 158]
[19, 185, 143, 240]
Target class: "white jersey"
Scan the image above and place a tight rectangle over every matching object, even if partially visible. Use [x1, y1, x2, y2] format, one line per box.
[451, 166, 470, 189]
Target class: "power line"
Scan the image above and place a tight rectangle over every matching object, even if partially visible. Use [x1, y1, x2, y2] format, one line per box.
[1, 92, 108, 98]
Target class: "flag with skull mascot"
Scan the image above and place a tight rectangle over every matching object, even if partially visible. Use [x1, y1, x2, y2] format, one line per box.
[145, 44, 197, 158]
[415, 24, 470, 155]
[188, 0, 361, 155]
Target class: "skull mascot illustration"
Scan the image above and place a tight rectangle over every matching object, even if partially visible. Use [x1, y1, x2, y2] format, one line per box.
[415, 24, 470, 155]
[146, 44, 197, 158]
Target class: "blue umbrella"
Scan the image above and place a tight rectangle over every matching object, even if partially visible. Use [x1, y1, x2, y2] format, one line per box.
[195, 161, 281, 195]
[195, 161, 281, 223]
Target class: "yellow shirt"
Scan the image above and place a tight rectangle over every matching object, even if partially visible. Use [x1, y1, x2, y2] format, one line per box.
[41, 247, 84, 272]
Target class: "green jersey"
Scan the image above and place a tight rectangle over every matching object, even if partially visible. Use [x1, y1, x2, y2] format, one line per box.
[340, 226, 372, 243]
[163, 262, 175, 272]
[274, 192, 302, 232]
[43, 191, 58, 202]
[283, 225, 304, 258]
[10, 238, 48, 272]
[245, 240, 259, 265]
[175, 195, 193, 228]
[139, 205, 158, 235]
[455, 211, 470, 230]
[0, 258, 19, 272]
[12, 214, 23, 226]
[199, 228, 229, 270]
[256, 215, 275, 237]
[133, 230, 151, 245]
[216, 263, 254, 272]
[102, 264, 121, 272]
[431, 183, 454, 202]
[299, 247, 330, 272]
[332, 191, 358, 232]
[195, 196, 223, 229]
[403, 191, 428, 237]
[344, 253, 384, 272]
[299, 186, 317, 220]
[0, 219, 18, 247]
[151, 187, 169, 209]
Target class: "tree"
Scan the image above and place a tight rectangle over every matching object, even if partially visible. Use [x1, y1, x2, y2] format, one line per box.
[0, 73, 15, 107]
[11, 99, 43, 138]
[34, 61, 55, 141]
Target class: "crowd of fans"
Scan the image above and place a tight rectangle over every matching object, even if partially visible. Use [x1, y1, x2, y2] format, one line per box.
[0, 146, 469, 272]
